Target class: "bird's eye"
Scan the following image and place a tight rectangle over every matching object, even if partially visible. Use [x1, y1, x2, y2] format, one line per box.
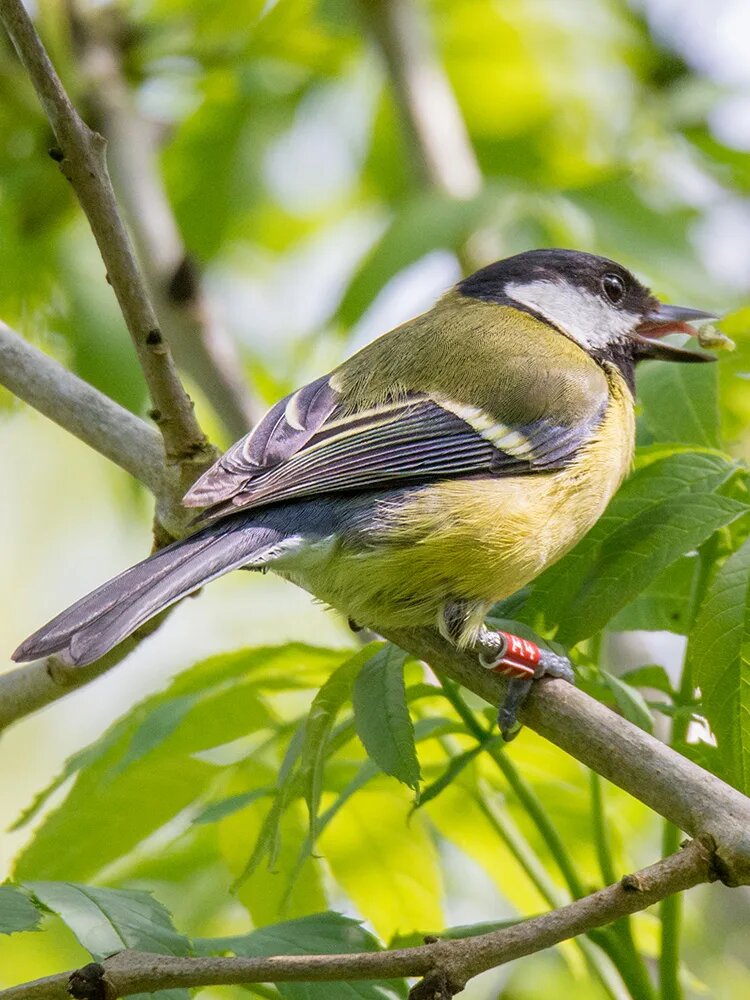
[601, 273, 626, 304]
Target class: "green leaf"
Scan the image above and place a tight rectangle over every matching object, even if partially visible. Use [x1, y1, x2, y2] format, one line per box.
[353, 645, 421, 792]
[523, 452, 746, 645]
[301, 644, 380, 840]
[620, 665, 676, 697]
[690, 535, 750, 792]
[609, 556, 696, 634]
[235, 722, 309, 884]
[416, 734, 502, 810]
[14, 749, 216, 882]
[114, 694, 200, 775]
[320, 790, 443, 937]
[0, 884, 42, 934]
[221, 768, 327, 925]
[637, 361, 720, 449]
[233, 643, 375, 893]
[193, 788, 274, 825]
[25, 882, 190, 961]
[195, 911, 407, 1000]
[13, 645, 350, 881]
[167, 644, 348, 697]
[281, 714, 455, 911]
[601, 672, 654, 732]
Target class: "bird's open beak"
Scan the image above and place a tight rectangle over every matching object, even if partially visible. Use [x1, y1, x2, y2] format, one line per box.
[633, 303, 717, 363]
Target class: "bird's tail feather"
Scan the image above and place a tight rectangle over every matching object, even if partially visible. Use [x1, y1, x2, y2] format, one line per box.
[12, 519, 284, 666]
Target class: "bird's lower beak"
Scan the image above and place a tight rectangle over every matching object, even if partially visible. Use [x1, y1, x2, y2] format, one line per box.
[633, 303, 717, 363]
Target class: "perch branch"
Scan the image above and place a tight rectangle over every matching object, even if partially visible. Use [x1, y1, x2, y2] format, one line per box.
[1, 334, 750, 890]
[70, 5, 258, 439]
[387, 626, 750, 888]
[0, 838, 718, 1000]
[0, 0, 217, 484]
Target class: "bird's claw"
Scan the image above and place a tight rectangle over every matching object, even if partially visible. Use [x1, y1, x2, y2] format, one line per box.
[476, 628, 574, 741]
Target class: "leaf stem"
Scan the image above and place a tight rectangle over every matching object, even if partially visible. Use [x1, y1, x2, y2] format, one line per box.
[591, 773, 657, 1000]
[439, 681, 647, 998]
[477, 785, 629, 1000]
[439, 679, 586, 898]
[659, 541, 718, 1000]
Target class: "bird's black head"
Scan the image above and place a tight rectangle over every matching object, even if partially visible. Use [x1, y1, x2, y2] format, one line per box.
[459, 249, 714, 376]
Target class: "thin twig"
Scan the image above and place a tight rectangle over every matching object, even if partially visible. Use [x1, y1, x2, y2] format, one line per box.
[0, 838, 717, 1000]
[0, 0, 217, 481]
[0, 321, 165, 497]
[70, 4, 258, 439]
[357, 0, 480, 198]
[0, 612, 171, 732]
[357, 0, 498, 270]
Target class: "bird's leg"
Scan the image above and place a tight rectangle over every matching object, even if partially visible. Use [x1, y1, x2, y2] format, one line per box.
[474, 625, 574, 741]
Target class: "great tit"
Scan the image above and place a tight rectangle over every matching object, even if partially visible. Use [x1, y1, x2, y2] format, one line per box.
[13, 249, 715, 736]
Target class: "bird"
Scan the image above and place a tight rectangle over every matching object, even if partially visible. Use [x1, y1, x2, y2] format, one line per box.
[12, 249, 715, 737]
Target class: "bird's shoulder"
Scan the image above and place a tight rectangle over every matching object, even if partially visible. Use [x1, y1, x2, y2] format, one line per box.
[332, 290, 608, 426]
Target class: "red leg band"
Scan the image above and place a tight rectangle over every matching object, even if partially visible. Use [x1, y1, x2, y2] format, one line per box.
[484, 630, 540, 679]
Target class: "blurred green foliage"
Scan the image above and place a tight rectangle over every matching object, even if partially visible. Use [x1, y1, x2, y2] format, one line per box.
[1, 0, 749, 998]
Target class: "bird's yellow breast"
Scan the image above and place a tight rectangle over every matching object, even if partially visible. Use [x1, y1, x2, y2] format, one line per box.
[292, 363, 635, 637]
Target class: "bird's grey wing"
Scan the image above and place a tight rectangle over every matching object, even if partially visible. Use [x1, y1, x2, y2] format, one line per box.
[184, 372, 607, 519]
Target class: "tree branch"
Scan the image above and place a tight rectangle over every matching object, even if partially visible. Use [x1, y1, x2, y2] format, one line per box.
[0, 838, 718, 1000]
[0, 0, 217, 483]
[0, 326, 182, 730]
[0, 321, 165, 497]
[0, 613, 172, 732]
[70, 5, 259, 440]
[357, 0, 481, 199]
[2, 315, 750, 889]
[387, 626, 750, 888]
[357, 0, 499, 270]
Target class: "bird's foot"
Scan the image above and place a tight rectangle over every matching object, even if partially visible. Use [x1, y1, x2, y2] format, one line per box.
[475, 627, 574, 741]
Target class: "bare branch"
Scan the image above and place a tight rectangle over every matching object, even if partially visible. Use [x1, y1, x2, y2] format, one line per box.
[357, 0, 498, 270]
[388, 626, 750, 888]
[0, 321, 165, 496]
[0, 613, 171, 731]
[357, 0, 480, 199]
[0, 338, 748, 886]
[0, 838, 718, 1000]
[71, 7, 258, 439]
[0, 0, 217, 480]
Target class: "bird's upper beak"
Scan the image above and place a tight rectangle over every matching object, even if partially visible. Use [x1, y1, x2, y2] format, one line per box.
[633, 303, 717, 363]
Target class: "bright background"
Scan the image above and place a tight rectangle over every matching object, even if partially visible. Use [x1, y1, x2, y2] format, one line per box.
[1, 0, 749, 997]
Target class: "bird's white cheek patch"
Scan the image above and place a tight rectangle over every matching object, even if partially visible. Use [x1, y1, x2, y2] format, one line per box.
[505, 279, 638, 351]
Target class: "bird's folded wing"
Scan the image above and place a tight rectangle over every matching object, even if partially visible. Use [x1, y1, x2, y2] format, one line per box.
[184, 373, 606, 519]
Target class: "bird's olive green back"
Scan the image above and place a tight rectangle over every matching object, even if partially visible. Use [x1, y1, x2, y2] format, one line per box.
[332, 291, 610, 426]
